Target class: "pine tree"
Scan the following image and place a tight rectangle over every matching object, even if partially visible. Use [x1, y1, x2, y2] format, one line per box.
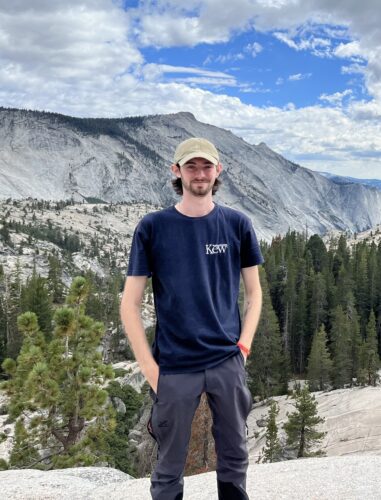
[283, 384, 326, 458]
[334, 265, 354, 313]
[1, 277, 116, 469]
[358, 311, 380, 386]
[307, 325, 333, 391]
[347, 294, 362, 383]
[47, 255, 64, 303]
[247, 267, 289, 400]
[105, 380, 144, 475]
[330, 305, 352, 388]
[307, 272, 327, 348]
[261, 400, 282, 463]
[353, 243, 370, 332]
[305, 234, 328, 274]
[284, 260, 298, 373]
[3, 261, 23, 359]
[368, 243, 378, 313]
[20, 269, 53, 337]
[0, 220, 12, 246]
[293, 259, 307, 374]
[0, 269, 6, 366]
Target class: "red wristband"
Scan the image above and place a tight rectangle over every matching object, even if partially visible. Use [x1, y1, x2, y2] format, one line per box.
[237, 342, 250, 356]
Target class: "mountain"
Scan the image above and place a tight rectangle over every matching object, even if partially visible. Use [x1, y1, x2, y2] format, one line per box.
[1, 107, 381, 241]
[317, 171, 381, 191]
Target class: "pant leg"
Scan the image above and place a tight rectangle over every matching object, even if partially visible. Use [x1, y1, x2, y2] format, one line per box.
[206, 352, 252, 500]
[148, 370, 204, 500]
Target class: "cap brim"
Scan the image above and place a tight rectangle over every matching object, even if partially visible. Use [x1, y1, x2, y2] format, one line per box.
[178, 152, 219, 166]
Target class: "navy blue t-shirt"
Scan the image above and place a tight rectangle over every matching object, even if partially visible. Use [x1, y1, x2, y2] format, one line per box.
[127, 203, 264, 374]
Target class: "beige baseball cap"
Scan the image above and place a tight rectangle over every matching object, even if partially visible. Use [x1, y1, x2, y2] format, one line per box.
[174, 137, 219, 166]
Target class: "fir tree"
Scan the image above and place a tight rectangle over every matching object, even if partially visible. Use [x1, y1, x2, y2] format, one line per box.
[105, 380, 144, 475]
[47, 255, 64, 303]
[1, 277, 116, 469]
[292, 259, 307, 374]
[306, 325, 333, 391]
[260, 400, 282, 463]
[0, 220, 11, 246]
[20, 270, 53, 337]
[353, 243, 370, 332]
[307, 272, 327, 348]
[247, 268, 288, 400]
[3, 261, 23, 359]
[305, 234, 328, 274]
[358, 310, 380, 386]
[330, 305, 352, 388]
[283, 384, 326, 458]
[0, 269, 6, 365]
[346, 294, 362, 382]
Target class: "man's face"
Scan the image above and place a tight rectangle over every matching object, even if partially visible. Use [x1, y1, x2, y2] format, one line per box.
[175, 157, 221, 197]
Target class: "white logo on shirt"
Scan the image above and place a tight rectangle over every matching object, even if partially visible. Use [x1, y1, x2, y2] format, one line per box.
[205, 244, 228, 255]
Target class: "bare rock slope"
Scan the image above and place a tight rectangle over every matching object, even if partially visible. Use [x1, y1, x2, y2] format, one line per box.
[0, 456, 380, 499]
[2, 108, 381, 240]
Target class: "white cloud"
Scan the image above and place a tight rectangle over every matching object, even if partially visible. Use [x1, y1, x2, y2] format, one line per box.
[334, 41, 363, 59]
[273, 32, 298, 50]
[239, 83, 270, 93]
[288, 73, 312, 81]
[137, 14, 228, 47]
[140, 64, 237, 86]
[319, 89, 353, 104]
[341, 63, 367, 75]
[274, 31, 332, 57]
[214, 52, 245, 64]
[0, 0, 381, 181]
[245, 42, 263, 57]
[144, 64, 233, 78]
[0, 1, 141, 82]
[133, 0, 381, 102]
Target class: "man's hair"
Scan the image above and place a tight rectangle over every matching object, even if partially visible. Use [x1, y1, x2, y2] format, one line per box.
[171, 164, 222, 196]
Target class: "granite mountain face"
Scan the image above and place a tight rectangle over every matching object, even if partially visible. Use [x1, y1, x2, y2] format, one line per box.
[1, 107, 381, 241]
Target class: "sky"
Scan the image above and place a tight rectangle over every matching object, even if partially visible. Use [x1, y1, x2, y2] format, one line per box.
[0, 0, 381, 179]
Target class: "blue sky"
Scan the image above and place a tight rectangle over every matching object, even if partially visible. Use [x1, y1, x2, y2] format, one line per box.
[0, 0, 380, 179]
[141, 30, 367, 108]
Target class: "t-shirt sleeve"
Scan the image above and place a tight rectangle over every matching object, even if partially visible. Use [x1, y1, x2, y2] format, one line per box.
[127, 219, 152, 277]
[240, 215, 265, 268]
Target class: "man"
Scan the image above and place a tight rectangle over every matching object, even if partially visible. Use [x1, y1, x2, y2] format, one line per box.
[120, 137, 264, 500]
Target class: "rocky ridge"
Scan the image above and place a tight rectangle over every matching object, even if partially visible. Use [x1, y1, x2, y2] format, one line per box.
[2, 108, 381, 241]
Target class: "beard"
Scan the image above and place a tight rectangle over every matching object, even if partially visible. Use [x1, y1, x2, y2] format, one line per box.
[182, 179, 215, 197]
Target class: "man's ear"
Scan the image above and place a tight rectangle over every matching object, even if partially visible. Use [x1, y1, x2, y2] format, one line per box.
[171, 163, 181, 177]
[216, 162, 223, 176]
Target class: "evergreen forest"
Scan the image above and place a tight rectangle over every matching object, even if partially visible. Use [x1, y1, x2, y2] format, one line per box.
[246, 230, 381, 399]
[1, 216, 380, 471]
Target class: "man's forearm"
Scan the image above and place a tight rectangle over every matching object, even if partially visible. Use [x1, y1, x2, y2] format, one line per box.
[120, 304, 156, 370]
[120, 302, 160, 393]
[239, 290, 262, 349]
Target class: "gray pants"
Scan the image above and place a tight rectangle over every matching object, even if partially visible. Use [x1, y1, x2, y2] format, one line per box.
[147, 351, 252, 499]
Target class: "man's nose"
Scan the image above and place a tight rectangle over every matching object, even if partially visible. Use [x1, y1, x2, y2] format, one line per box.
[194, 168, 208, 177]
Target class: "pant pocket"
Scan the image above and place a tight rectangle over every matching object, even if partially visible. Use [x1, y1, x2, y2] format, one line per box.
[147, 405, 157, 442]
[238, 350, 246, 366]
[147, 369, 161, 442]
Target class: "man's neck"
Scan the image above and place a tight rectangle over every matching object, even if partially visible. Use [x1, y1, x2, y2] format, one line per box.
[175, 197, 215, 217]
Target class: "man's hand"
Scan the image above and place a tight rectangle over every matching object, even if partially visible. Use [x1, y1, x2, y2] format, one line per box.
[142, 360, 160, 394]
[241, 350, 247, 366]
